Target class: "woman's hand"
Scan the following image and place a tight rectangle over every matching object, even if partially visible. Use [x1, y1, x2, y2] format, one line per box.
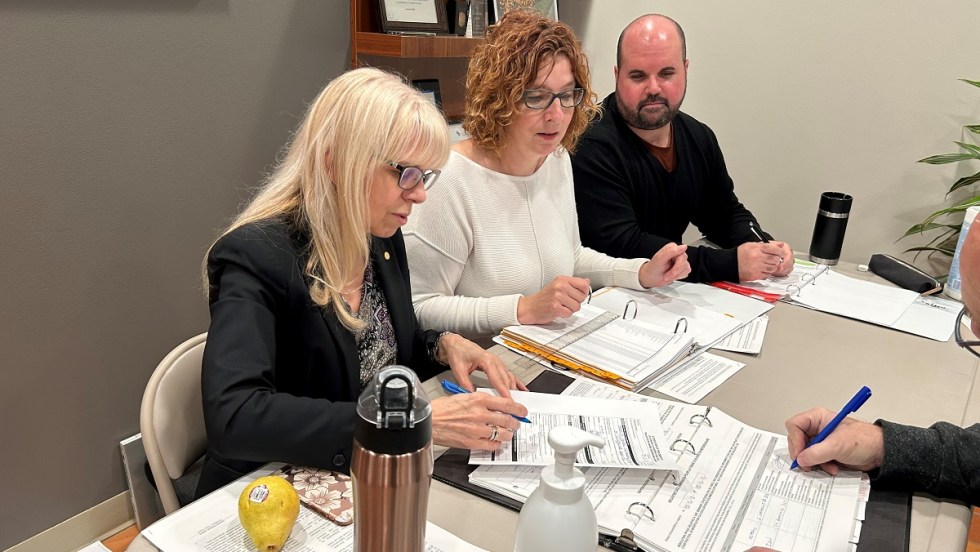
[639, 243, 690, 288]
[517, 276, 591, 325]
[431, 393, 528, 450]
[437, 333, 528, 398]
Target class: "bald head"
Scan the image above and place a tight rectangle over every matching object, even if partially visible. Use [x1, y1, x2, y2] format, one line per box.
[617, 14, 686, 67]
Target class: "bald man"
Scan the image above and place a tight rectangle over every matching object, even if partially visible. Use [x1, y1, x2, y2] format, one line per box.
[571, 14, 793, 284]
[783, 222, 980, 505]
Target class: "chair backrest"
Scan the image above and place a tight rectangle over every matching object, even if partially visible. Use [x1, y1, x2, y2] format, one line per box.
[140, 332, 207, 514]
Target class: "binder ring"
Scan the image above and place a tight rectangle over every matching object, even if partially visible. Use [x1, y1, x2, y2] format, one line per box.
[670, 438, 698, 454]
[626, 501, 656, 522]
[586, 285, 593, 304]
[674, 317, 688, 334]
[689, 413, 712, 427]
[622, 299, 637, 320]
[786, 283, 801, 297]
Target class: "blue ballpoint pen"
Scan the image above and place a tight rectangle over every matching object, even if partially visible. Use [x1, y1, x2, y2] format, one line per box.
[440, 379, 531, 423]
[790, 386, 872, 470]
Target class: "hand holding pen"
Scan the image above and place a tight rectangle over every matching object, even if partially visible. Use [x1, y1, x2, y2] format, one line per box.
[785, 386, 882, 475]
[738, 222, 794, 281]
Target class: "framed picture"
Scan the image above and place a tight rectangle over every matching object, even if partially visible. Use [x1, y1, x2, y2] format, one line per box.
[412, 79, 442, 109]
[378, 0, 449, 34]
[491, 0, 558, 23]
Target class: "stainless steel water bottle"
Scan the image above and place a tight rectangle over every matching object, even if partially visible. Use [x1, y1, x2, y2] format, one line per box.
[809, 192, 853, 265]
[351, 365, 433, 552]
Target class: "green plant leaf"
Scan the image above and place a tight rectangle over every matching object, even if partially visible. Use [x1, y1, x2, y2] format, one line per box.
[947, 171, 980, 195]
[921, 197, 980, 226]
[904, 246, 955, 256]
[960, 79, 980, 88]
[955, 141, 980, 155]
[900, 222, 960, 238]
[919, 152, 980, 164]
[967, 125, 980, 135]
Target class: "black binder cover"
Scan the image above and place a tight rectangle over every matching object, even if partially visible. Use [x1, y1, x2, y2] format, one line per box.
[432, 370, 912, 551]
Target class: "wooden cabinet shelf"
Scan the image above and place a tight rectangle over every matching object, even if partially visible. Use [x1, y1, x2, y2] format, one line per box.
[350, 0, 481, 121]
[354, 32, 482, 59]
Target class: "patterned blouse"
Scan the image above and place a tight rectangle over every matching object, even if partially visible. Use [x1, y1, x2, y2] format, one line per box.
[351, 262, 398, 389]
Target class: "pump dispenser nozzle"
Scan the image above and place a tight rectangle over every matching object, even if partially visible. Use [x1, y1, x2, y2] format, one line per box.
[550, 426, 605, 480]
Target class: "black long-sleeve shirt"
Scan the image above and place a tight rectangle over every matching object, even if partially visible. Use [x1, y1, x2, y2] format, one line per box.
[874, 420, 980, 504]
[571, 93, 767, 283]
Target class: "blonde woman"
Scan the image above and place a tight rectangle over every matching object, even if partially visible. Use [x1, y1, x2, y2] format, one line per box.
[196, 68, 527, 498]
[404, 10, 691, 340]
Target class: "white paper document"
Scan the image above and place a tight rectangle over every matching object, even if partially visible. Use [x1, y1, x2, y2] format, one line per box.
[469, 390, 679, 470]
[142, 464, 487, 552]
[658, 281, 775, 323]
[738, 261, 829, 297]
[469, 379, 866, 552]
[646, 352, 746, 403]
[787, 269, 920, 327]
[501, 304, 696, 390]
[712, 315, 769, 354]
[589, 287, 743, 348]
[889, 294, 961, 341]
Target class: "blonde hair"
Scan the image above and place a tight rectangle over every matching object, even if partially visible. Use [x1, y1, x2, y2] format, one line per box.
[210, 67, 449, 330]
[463, 9, 600, 155]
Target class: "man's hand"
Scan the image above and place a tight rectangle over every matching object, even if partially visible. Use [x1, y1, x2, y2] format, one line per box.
[785, 407, 885, 475]
[517, 276, 591, 325]
[737, 241, 793, 281]
[639, 243, 690, 288]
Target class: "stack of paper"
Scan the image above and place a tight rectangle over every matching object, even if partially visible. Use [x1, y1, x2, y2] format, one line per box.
[500, 304, 696, 391]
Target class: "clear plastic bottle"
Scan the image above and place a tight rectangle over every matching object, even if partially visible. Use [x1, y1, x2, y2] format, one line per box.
[946, 205, 980, 300]
[513, 426, 605, 552]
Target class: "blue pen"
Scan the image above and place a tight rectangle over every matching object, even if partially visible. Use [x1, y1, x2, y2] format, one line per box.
[440, 379, 531, 423]
[790, 386, 872, 470]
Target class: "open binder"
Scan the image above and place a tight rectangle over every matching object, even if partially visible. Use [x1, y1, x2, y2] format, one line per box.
[500, 303, 696, 391]
[432, 370, 912, 552]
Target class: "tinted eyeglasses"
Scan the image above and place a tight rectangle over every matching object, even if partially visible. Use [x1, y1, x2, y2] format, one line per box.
[522, 88, 586, 110]
[954, 307, 980, 359]
[387, 161, 440, 191]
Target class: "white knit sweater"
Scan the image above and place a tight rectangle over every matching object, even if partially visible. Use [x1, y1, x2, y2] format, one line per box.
[403, 149, 647, 338]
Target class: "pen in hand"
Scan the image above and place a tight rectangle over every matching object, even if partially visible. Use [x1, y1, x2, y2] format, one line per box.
[440, 379, 532, 423]
[749, 221, 770, 243]
[790, 386, 872, 470]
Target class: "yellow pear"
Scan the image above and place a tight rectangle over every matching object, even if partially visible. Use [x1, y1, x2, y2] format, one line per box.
[238, 475, 301, 552]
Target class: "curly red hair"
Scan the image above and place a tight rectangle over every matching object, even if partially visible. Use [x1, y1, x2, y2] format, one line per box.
[463, 10, 599, 155]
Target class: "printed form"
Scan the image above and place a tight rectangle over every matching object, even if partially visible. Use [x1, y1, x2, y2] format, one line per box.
[469, 390, 679, 470]
[470, 379, 865, 552]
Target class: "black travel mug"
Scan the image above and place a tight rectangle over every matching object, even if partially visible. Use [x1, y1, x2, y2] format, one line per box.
[808, 192, 852, 265]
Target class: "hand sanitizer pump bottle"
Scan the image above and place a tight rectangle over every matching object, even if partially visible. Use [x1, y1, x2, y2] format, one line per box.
[513, 426, 605, 552]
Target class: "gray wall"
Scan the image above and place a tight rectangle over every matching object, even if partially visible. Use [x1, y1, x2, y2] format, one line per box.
[0, 1, 349, 547]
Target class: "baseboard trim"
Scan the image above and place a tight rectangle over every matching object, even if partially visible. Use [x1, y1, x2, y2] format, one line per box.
[5, 491, 134, 552]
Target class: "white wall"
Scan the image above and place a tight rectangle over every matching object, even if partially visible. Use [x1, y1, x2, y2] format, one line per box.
[562, 1, 980, 272]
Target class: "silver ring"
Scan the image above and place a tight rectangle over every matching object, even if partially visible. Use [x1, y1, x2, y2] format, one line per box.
[489, 425, 499, 441]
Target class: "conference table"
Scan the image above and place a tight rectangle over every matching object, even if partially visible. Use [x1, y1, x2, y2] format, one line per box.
[129, 261, 979, 552]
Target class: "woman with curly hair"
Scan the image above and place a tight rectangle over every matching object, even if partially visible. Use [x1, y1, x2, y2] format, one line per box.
[404, 10, 691, 340]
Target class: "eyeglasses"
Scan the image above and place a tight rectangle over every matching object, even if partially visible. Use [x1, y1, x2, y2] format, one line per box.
[954, 307, 980, 359]
[522, 88, 585, 110]
[387, 162, 440, 191]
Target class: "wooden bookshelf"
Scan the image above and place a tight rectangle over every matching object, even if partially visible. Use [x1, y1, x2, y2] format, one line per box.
[350, 0, 482, 121]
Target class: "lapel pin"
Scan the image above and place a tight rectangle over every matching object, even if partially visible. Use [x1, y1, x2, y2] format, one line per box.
[384, 251, 390, 260]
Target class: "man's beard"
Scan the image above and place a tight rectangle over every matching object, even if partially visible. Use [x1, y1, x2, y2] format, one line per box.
[617, 92, 683, 131]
